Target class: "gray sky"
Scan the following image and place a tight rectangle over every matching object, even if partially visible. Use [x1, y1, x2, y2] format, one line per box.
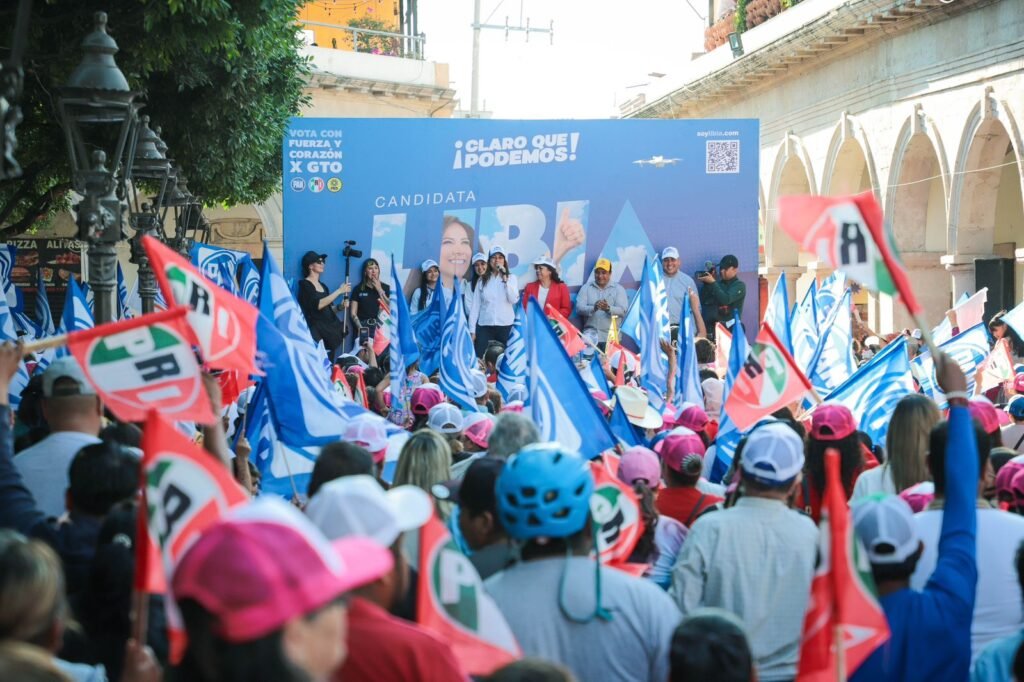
[419, 0, 707, 118]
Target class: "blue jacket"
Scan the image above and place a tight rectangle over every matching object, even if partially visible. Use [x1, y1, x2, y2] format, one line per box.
[852, 406, 978, 682]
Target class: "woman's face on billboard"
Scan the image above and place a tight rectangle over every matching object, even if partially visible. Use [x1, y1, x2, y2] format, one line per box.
[440, 220, 472, 285]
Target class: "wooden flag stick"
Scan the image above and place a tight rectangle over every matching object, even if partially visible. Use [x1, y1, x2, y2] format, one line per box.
[19, 334, 69, 355]
[835, 623, 847, 682]
[131, 588, 149, 645]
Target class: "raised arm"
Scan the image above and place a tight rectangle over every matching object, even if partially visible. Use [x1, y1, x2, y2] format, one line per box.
[0, 342, 46, 535]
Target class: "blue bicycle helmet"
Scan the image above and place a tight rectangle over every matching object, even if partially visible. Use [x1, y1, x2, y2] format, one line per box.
[496, 442, 594, 541]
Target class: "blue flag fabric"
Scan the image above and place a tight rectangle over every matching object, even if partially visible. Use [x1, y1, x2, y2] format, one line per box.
[609, 398, 641, 447]
[528, 302, 617, 457]
[825, 337, 914, 447]
[806, 288, 856, 397]
[620, 287, 641, 343]
[710, 311, 750, 483]
[815, 271, 846, 328]
[389, 257, 415, 407]
[240, 256, 261, 306]
[497, 305, 527, 401]
[588, 357, 612, 398]
[0, 289, 30, 408]
[244, 381, 318, 501]
[764, 272, 792, 354]
[1004, 300, 1024, 344]
[116, 263, 134, 321]
[790, 281, 819, 373]
[673, 293, 704, 410]
[911, 323, 991, 409]
[60, 277, 94, 333]
[0, 246, 24, 313]
[439, 279, 481, 412]
[412, 276, 446, 377]
[191, 242, 248, 295]
[639, 258, 671, 412]
[257, 244, 348, 445]
[34, 267, 55, 337]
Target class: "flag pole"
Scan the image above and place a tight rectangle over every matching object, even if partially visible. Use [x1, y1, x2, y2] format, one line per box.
[131, 588, 149, 645]
[835, 623, 847, 682]
[911, 312, 941, 359]
[20, 334, 69, 355]
[278, 446, 302, 505]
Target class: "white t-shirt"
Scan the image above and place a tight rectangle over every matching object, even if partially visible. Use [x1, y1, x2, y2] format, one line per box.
[1002, 423, 1024, 454]
[912, 508, 1024, 660]
[536, 284, 550, 309]
[14, 431, 102, 519]
[850, 464, 898, 501]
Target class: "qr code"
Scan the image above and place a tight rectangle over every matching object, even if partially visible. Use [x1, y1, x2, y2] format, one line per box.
[706, 140, 740, 174]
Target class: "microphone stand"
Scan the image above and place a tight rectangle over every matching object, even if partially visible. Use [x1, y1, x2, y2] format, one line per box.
[339, 250, 353, 338]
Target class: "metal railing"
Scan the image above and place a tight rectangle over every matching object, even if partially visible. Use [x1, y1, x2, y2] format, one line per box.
[299, 20, 426, 60]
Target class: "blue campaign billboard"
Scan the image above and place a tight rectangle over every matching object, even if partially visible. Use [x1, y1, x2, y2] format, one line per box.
[283, 118, 760, 335]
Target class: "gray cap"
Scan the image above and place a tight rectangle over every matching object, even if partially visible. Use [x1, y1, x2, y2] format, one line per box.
[42, 357, 97, 398]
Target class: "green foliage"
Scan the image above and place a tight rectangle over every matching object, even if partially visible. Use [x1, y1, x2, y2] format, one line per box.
[347, 17, 399, 55]
[735, 0, 749, 33]
[0, 0, 311, 236]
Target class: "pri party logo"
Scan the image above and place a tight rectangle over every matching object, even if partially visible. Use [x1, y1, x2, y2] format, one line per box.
[165, 264, 244, 363]
[590, 474, 641, 564]
[429, 537, 483, 631]
[731, 341, 788, 407]
[82, 323, 201, 416]
[308, 177, 325, 193]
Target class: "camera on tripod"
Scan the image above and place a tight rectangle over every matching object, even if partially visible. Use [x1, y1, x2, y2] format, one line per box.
[342, 240, 362, 259]
[695, 260, 716, 278]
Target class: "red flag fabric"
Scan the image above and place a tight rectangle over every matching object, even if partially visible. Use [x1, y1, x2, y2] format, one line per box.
[724, 323, 814, 431]
[607, 340, 639, 386]
[545, 303, 586, 356]
[416, 513, 520, 675]
[216, 369, 253, 408]
[66, 307, 214, 424]
[589, 457, 643, 567]
[777, 191, 922, 316]
[143, 236, 259, 376]
[796, 449, 890, 681]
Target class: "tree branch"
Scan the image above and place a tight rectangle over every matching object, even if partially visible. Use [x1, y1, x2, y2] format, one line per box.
[0, 182, 71, 239]
[0, 166, 43, 227]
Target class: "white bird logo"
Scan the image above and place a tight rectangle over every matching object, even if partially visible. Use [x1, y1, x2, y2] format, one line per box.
[633, 155, 680, 168]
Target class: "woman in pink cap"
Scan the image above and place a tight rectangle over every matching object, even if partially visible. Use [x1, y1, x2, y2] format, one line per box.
[173, 499, 393, 682]
[795, 403, 875, 522]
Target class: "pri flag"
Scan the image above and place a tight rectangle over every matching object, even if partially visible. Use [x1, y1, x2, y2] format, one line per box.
[144, 236, 259, 376]
[724, 323, 813, 431]
[589, 457, 643, 568]
[980, 338, 1015, 392]
[777, 191, 922, 316]
[544, 303, 586, 356]
[66, 307, 214, 424]
[796, 450, 889, 681]
[417, 513, 520, 675]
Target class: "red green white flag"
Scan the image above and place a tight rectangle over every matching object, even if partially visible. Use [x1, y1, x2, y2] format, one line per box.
[545, 303, 587, 356]
[143, 235, 259, 377]
[777, 191, 922, 316]
[66, 306, 214, 424]
[589, 456, 647, 576]
[796, 449, 890, 681]
[724, 323, 813, 431]
[417, 513, 520, 676]
[980, 337, 1015, 392]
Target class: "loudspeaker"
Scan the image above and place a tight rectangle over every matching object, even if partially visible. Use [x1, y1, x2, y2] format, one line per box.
[974, 258, 1015, 323]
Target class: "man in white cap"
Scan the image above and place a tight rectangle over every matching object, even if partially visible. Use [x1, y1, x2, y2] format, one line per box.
[306, 476, 464, 681]
[661, 247, 706, 337]
[14, 357, 103, 518]
[671, 420, 818, 682]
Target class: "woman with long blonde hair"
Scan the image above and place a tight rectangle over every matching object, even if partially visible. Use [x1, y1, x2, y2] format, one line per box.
[852, 394, 940, 499]
[394, 430, 453, 519]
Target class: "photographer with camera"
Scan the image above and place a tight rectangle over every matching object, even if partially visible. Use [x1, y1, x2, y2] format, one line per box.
[697, 254, 745, 341]
[297, 251, 351, 358]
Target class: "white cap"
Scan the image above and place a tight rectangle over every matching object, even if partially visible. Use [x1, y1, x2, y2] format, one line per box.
[421, 259, 439, 272]
[661, 247, 680, 260]
[469, 370, 489, 398]
[740, 421, 804, 485]
[506, 383, 527, 403]
[42, 356, 97, 397]
[851, 494, 920, 565]
[306, 475, 433, 548]
[342, 415, 389, 454]
[701, 377, 724, 419]
[533, 256, 556, 270]
[489, 245, 506, 257]
[472, 252, 487, 264]
[428, 403, 464, 434]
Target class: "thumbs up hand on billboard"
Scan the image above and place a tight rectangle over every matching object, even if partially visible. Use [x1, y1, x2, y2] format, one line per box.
[553, 207, 586, 266]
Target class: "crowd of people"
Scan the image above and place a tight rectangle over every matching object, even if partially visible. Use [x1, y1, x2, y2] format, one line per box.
[2, 239, 1024, 682]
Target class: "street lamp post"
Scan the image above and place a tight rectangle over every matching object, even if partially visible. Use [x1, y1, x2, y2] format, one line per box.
[127, 115, 173, 314]
[55, 11, 139, 324]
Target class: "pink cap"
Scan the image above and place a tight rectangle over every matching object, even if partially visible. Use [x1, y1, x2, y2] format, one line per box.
[411, 385, 444, 415]
[660, 429, 707, 473]
[968, 396, 1001, 435]
[810, 403, 857, 441]
[995, 461, 1024, 497]
[1015, 373, 1024, 394]
[343, 416, 389, 464]
[1009, 468, 1024, 510]
[172, 498, 392, 643]
[347, 365, 366, 376]
[618, 446, 661, 489]
[463, 413, 494, 449]
[898, 481, 935, 513]
[675, 403, 710, 433]
[501, 401, 524, 413]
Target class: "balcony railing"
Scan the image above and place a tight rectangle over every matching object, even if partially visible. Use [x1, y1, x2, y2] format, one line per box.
[704, 0, 795, 52]
[299, 20, 426, 60]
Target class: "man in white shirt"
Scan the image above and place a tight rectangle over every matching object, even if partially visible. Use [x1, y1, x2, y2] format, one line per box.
[661, 247, 706, 337]
[1003, 396, 1024, 455]
[14, 357, 102, 518]
[672, 421, 818, 682]
[912, 419, 1024, 661]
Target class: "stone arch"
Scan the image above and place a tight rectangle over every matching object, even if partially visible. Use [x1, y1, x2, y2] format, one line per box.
[254, 193, 284, 242]
[765, 133, 816, 269]
[950, 89, 1024, 258]
[820, 113, 880, 198]
[885, 105, 952, 329]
